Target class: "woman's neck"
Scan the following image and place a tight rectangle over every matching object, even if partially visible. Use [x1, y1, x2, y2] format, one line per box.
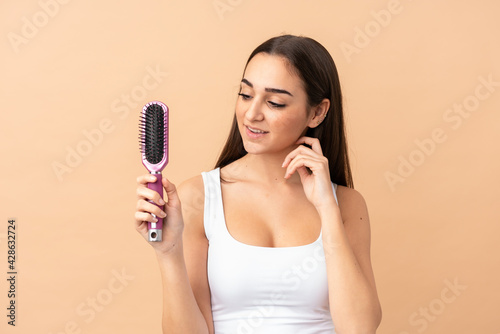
[228, 149, 303, 186]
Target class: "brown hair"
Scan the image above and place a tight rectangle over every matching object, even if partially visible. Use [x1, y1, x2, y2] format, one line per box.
[215, 34, 354, 188]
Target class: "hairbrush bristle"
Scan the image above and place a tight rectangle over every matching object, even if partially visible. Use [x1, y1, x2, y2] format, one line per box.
[139, 103, 166, 164]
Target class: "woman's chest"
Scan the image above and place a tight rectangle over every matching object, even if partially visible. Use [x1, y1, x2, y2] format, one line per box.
[221, 182, 322, 247]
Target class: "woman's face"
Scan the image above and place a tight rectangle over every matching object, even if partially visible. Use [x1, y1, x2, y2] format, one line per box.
[236, 53, 316, 155]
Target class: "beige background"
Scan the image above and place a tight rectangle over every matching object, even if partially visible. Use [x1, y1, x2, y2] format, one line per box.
[1, 0, 499, 333]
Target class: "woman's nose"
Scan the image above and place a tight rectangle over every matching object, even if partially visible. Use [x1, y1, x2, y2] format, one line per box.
[244, 98, 264, 122]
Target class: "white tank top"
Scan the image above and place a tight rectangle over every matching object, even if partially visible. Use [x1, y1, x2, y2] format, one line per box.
[201, 167, 338, 334]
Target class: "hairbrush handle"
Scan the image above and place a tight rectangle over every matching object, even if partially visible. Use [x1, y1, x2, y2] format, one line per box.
[147, 172, 164, 242]
[140, 100, 168, 242]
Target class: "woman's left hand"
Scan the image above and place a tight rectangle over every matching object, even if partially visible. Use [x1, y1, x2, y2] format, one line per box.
[282, 136, 337, 209]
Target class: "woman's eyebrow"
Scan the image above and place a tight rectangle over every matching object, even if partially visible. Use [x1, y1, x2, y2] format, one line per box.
[241, 78, 294, 97]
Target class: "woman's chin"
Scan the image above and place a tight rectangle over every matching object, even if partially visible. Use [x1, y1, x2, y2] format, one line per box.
[242, 143, 261, 154]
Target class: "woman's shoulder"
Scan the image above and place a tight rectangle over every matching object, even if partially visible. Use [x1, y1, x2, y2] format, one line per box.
[177, 174, 205, 219]
[335, 185, 369, 223]
[335, 184, 367, 206]
[178, 174, 204, 191]
[177, 165, 226, 197]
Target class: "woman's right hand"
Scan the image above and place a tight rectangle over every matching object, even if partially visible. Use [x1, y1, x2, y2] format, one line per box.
[135, 174, 184, 255]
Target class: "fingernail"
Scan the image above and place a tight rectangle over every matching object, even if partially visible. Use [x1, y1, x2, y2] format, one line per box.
[281, 161, 285, 167]
[159, 198, 165, 205]
[153, 217, 158, 222]
[150, 176, 156, 181]
[161, 211, 167, 218]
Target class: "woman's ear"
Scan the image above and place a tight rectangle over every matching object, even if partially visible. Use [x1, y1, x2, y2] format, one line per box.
[307, 98, 330, 128]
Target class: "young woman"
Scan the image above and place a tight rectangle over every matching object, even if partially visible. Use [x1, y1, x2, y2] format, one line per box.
[135, 34, 382, 334]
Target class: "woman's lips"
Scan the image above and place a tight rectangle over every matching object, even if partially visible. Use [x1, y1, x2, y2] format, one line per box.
[245, 126, 268, 139]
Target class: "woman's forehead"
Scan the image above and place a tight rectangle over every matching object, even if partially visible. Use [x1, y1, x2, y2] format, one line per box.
[243, 53, 303, 94]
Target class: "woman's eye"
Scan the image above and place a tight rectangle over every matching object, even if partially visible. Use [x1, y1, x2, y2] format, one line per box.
[268, 101, 286, 108]
[238, 93, 251, 100]
[238, 93, 285, 108]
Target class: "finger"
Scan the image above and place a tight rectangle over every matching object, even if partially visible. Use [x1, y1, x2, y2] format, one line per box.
[285, 154, 328, 176]
[136, 199, 167, 219]
[295, 165, 311, 180]
[285, 156, 324, 179]
[282, 145, 320, 168]
[162, 178, 181, 208]
[134, 211, 158, 224]
[136, 187, 166, 206]
[295, 136, 323, 155]
[136, 174, 158, 185]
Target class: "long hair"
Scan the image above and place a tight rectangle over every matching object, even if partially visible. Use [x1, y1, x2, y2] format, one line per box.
[214, 34, 354, 188]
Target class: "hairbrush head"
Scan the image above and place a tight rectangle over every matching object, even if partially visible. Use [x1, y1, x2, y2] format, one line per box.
[139, 101, 169, 173]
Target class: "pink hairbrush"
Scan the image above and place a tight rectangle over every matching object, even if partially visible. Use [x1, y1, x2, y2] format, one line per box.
[139, 101, 169, 242]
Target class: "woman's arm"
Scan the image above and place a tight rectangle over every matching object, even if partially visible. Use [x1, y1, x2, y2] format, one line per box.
[282, 136, 382, 333]
[137, 176, 213, 334]
[155, 241, 211, 334]
[176, 176, 214, 333]
[317, 188, 382, 334]
[157, 176, 214, 334]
